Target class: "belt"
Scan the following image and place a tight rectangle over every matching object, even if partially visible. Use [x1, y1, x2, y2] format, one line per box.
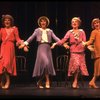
[38, 42, 50, 45]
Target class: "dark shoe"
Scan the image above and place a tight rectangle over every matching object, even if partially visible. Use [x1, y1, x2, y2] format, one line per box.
[37, 81, 44, 89]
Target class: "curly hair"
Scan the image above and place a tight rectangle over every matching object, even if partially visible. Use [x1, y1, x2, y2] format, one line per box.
[1, 14, 14, 27]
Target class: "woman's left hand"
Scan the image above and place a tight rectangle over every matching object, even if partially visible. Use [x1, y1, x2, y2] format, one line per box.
[63, 43, 70, 49]
[23, 46, 29, 52]
[51, 43, 57, 49]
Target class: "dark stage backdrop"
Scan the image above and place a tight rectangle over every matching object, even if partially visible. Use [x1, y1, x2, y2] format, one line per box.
[0, 1, 99, 82]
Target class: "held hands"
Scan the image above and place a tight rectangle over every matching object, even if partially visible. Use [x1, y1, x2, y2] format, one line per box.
[63, 42, 70, 49]
[18, 43, 29, 52]
[82, 41, 87, 46]
[51, 43, 57, 49]
[18, 43, 25, 49]
[23, 46, 29, 52]
[82, 41, 94, 52]
[87, 45, 94, 52]
[16, 40, 24, 46]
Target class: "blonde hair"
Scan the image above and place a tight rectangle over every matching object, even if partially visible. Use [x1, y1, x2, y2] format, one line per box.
[91, 18, 100, 29]
[71, 17, 81, 26]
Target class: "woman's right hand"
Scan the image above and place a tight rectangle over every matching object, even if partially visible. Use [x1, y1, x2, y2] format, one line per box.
[23, 46, 29, 52]
[18, 43, 25, 49]
[87, 45, 94, 52]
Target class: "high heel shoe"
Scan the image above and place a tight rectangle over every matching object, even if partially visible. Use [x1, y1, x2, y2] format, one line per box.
[1, 81, 10, 89]
[1, 73, 10, 89]
[45, 82, 50, 89]
[1, 84, 9, 89]
[89, 82, 99, 89]
[37, 81, 44, 89]
[72, 85, 79, 89]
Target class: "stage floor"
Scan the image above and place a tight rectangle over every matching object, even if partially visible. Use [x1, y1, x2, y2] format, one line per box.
[0, 81, 100, 98]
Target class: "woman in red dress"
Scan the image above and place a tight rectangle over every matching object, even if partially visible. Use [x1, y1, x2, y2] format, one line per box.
[0, 14, 27, 89]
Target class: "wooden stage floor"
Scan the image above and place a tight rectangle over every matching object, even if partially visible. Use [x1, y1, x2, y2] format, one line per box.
[0, 81, 100, 98]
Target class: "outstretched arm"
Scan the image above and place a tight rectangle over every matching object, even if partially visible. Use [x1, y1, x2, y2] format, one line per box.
[87, 45, 94, 52]
[18, 41, 29, 52]
[51, 43, 57, 49]
[63, 42, 70, 49]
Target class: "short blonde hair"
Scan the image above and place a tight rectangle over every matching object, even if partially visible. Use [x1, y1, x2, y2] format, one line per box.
[91, 18, 100, 29]
[71, 17, 81, 26]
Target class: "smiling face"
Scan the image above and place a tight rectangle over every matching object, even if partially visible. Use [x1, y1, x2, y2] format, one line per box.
[92, 19, 100, 29]
[4, 18, 11, 28]
[93, 21, 100, 29]
[71, 19, 79, 29]
[38, 16, 50, 29]
[40, 19, 47, 29]
[2, 15, 14, 28]
[71, 17, 81, 29]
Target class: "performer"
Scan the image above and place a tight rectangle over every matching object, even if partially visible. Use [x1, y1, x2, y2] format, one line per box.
[83, 18, 100, 88]
[0, 14, 28, 89]
[19, 16, 60, 88]
[51, 17, 89, 88]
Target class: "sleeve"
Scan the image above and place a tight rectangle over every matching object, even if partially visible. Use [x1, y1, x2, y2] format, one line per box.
[86, 31, 95, 46]
[82, 30, 86, 42]
[51, 30, 60, 42]
[14, 26, 23, 46]
[26, 29, 37, 44]
[14, 26, 21, 41]
[57, 31, 70, 45]
[24, 41, 29, 46]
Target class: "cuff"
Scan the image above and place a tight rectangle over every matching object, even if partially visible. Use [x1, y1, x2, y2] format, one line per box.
[24, 41, 29, 46]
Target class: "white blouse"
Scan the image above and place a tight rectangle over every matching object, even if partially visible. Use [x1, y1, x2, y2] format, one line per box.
[39, 28, 50, 43]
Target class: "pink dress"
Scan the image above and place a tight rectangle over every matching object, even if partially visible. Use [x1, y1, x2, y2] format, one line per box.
[0, 26, 22, 76]
[57, 29, 89, 76]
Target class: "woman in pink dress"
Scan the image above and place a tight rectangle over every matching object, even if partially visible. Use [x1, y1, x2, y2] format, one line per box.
[51, 17, 89, 88]
[0, 14, 27, 89]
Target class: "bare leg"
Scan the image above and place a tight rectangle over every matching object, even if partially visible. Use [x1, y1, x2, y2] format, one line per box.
[72, 72, 79, 88]
[1, 72, 10, 89]
[5, 73, 10, 89]
[89, 76, 99, 88]
[37, 75, 44, 89]
[45, 74, 50, 88]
